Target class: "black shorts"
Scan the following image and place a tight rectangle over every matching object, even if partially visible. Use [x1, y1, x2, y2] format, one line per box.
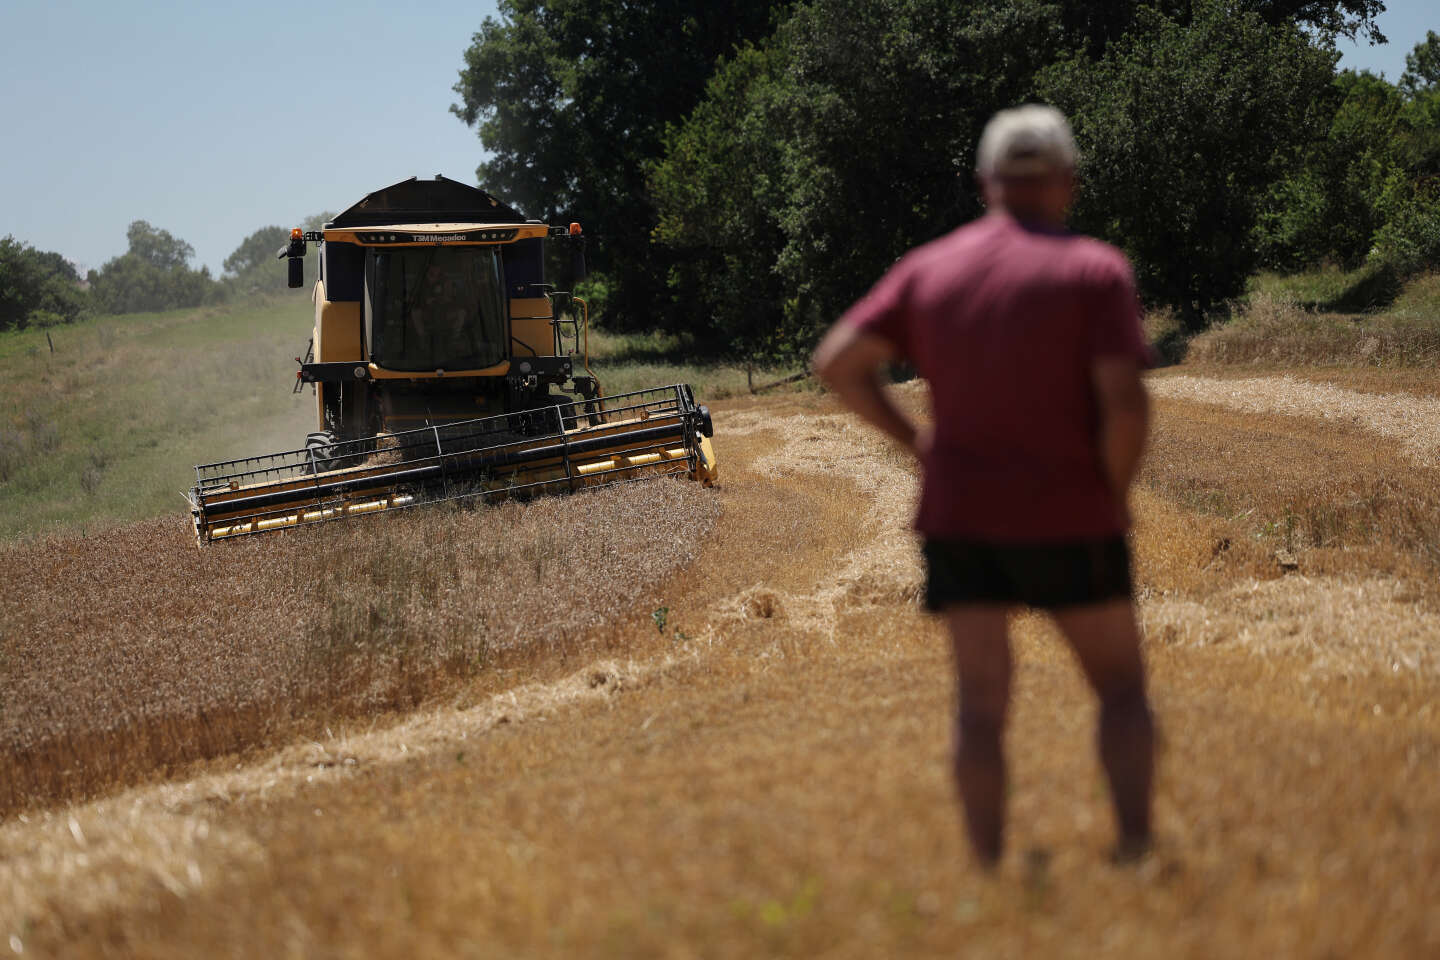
[922, 536, 1132, 611]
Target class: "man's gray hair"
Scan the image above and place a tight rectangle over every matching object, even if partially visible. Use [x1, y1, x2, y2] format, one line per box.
[975, 104, 1078, 178]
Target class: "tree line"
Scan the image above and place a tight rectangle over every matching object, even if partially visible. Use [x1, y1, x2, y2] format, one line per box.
[453, 1, 1439, 358]
[0, 214, 331, 332]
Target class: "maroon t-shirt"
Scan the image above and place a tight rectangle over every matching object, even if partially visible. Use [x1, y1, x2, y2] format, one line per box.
[840, 214, 1150, 543]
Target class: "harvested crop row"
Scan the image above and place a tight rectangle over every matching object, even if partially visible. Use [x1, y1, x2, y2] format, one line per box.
[1149, 373, 1440, 465]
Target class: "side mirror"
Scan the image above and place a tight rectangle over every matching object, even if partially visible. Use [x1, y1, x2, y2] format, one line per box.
[567, 223, 587, 282]
[278, 229, 308, 289]
[570, 238, 587, 283]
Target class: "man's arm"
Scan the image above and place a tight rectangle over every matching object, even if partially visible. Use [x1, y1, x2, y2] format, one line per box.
[1091, 356, 1149, 513]
[812, 322, 923, 457]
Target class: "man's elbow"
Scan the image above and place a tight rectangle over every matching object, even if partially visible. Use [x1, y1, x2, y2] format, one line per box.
[813, 326, 896, 395]
[811, 332, 855, 390]
[811, 351, 833, 386]
[810, 336, 841, 385]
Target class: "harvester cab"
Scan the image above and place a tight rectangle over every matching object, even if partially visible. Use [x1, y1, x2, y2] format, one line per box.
[186, 175, 717, 543]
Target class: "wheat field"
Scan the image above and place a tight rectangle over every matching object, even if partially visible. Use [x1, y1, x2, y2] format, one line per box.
[1, 374, 1437, 958]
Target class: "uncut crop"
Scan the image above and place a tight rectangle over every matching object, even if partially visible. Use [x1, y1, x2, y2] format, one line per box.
[0, 481, 721, 817]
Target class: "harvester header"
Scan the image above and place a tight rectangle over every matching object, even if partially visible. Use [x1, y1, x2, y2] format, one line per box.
[186, 175, 716, 543]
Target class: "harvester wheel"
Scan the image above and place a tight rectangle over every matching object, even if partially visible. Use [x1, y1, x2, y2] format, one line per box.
[305, 431, 339, 475]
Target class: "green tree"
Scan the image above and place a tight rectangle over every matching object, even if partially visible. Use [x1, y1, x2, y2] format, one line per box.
[221, 215, 335, 293]
[650, 43, 791, 357]
[1253, 0, 1385, 41]
[1374, 45, 1440, 276]
[1401, 29, 1440, 97]
[1394, 44, 1440, 185]
[653, 0, 1383, 348]
[222, 225, 296, 293]
[302, 211, 336, 234]
[1255, 47, 1440, 277]
[1057, 0, 1384, 59]
[451, 0, 789, 329]
[124, 220, 195, 271]
[654, 0, 1063, 357]
[1371, 184, 1440, 275]
[88, 221, 217, 315]
[1256, 70, 1409, 270]
[1043, 0, 1337, 327]
[223, 225, 290, 277]
[0, 236, 89, 330]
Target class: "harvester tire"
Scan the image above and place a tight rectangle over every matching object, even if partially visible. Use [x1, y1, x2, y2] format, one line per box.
[305, 431, 340, 475]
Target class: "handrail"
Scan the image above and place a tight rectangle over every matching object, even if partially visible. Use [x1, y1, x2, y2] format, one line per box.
[573, 296, 602, 400]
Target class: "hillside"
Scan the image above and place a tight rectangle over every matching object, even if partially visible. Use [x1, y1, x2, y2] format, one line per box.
[0, 296, 315, 539]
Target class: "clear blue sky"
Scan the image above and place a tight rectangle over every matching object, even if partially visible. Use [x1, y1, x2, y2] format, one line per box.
[1336, 0, 1436, 80]
[0, 1, 1434, 276]
[1, 0, 499, 275]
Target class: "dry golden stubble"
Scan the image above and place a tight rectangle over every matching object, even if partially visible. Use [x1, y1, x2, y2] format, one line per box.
[1157, 363, 1440, 400]
[0, 389, 879, 823]
[15, 604, 1435, 959]
[1142, 391, 1440, 585]
[4, 381, 1440, 958]
[1135, 387, 1440, 676]
[1149, 373, 1440, 466]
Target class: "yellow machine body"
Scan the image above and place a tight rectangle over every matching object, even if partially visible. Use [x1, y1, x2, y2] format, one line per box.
[188, 176, 716, 543]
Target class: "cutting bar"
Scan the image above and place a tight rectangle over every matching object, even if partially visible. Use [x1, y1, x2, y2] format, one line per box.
[189, 384, 716, 543]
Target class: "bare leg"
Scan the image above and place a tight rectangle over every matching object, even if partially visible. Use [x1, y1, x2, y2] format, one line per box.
[944, 606, 1013, 867]
[1052, 599, 1154, 856]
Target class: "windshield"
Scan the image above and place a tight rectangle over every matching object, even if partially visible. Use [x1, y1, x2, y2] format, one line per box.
[366, 246, 507, 371]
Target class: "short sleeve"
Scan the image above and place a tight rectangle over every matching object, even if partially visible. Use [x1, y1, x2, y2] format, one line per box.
[838, 261, 914, 362]
[1086, 254, 1153, 368]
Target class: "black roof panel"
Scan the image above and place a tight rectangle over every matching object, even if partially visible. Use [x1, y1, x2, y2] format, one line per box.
[328, 175, 527, 228]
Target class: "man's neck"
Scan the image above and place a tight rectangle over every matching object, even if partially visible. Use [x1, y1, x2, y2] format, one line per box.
[992, 207, 1067, 231]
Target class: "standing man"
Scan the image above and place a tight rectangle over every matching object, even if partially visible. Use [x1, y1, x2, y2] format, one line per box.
[812, 105, 1155, 866]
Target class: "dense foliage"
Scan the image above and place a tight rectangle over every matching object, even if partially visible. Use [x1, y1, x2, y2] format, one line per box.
[0, 237, 87, 331]
[1257, 29, 1440, 285]
[87, 221, 219, 315]
[12, 5, 1434, 345]
[654, 0, 1063, 356]
[223, 225, 294, 293]
[1043, 1, 1338, 324]
[457, 0, 1438, 349]
[452, 0, 792, 329]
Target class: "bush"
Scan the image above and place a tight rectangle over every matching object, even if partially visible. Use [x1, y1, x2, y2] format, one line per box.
[573, 272, 614, 327]
[1371, 188, 1440, 277]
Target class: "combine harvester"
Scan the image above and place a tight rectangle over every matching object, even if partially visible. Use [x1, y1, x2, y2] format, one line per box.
[188, 176, 717, 543]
